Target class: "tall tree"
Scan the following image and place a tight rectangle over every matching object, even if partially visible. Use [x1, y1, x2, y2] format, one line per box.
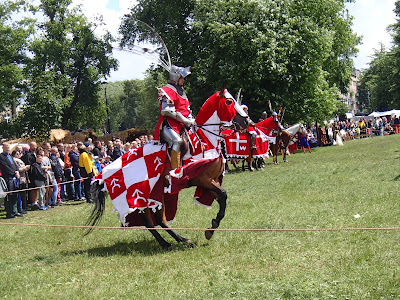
[100, 71, 164, 133]
[120, 0, 359, 124]
[390, 0, 400, 104]
[359, 45, 397, 111]
[359, 1, 400, 112]
[0, 0, 34, 117]
[19, 0, 118, 137]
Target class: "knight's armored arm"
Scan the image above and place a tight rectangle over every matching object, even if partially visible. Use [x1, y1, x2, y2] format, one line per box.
[247, 117, 256, 126]
[160, 97, 177, 118]
[160, 97, 194, 128]
[175, 112, 194, 128]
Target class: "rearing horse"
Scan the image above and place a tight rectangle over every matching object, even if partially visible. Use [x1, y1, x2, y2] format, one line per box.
[86, 90, 248, 249]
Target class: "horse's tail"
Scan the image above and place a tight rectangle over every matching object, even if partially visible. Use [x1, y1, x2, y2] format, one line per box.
[84, 181, 106, 236]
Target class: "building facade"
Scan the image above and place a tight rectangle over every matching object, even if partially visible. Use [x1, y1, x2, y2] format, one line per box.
[339, 68, 360, 117]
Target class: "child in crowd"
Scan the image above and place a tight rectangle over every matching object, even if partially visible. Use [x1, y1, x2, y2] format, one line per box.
[94, 157, 102, 174]
[30, 154, 48, 210]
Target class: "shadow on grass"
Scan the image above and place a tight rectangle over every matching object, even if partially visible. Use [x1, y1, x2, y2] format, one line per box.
[225, 168, 246, 174]
[393, 174, 400, 181]
[63, 238, 209, 257]
[62, 201, 87, 206]
[225, 165, 267, 174]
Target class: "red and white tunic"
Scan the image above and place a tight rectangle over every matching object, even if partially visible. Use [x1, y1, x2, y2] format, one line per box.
[153, 84, 191, 142]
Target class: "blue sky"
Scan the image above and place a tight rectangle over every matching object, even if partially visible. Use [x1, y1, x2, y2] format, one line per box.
[73, 0, 398, 81]
[346, 0, 397, 70]
[106, 0, 120, 12]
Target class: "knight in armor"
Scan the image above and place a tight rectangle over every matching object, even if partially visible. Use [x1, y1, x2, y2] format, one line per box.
[153, 65, 194, 169]
[240, 105, 257, 138]
[258, 111, 282, 137]
[259, 111, 268, 122]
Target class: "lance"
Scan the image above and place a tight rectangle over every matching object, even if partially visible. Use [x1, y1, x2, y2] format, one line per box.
[268, 99, 273, 114]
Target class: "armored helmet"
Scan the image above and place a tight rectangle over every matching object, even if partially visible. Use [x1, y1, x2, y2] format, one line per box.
[169, 65, 191, 85]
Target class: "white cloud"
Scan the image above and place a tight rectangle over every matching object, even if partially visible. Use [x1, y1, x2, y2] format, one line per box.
[72, 0, 151, 81]
[72, 0, 131, 35]
[346, 0, 397, 70]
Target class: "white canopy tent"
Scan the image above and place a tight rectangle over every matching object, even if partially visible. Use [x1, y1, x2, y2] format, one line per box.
[368, 110, 400, 117]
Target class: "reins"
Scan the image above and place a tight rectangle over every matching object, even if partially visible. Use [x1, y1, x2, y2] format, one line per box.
[194, 124, 237, 139]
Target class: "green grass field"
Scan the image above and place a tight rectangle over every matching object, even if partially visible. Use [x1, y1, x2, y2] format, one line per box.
[1, 135, 400, 299]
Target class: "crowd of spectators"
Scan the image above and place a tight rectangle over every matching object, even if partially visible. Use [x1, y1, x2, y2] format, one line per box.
[0, 134, 153, 218]
[312, 115, 398, 147]
[283, 115, 399, 156]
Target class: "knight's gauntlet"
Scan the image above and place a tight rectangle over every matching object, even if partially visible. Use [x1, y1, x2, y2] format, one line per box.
[175, 112, 194, 128]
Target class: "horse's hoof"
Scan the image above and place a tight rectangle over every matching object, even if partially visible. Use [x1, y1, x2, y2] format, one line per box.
[183, 240, 195, 248]
[249, 167, 254, 172]
[205, 229, 215, 240]
[181, 238, 193, 245]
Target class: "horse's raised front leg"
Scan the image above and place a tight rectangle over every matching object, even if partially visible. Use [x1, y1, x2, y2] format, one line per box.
[141, 209, 172, 250]
[153, 200, 193, 245]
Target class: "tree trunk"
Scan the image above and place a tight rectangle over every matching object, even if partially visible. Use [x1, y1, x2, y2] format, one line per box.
[61, 77, 81, 128]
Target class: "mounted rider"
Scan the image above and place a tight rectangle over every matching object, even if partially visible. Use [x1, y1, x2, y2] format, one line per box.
[153, 65, 194, 169]
[258, 111, 283, 137]
[240, 104, 257, 145]
[240, 105, 256, 135]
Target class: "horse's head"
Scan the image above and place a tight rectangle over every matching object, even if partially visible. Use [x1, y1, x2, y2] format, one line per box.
[195, 89, 249, 131]
[219, 89, 249, 131]
[299, 123, 307, 135]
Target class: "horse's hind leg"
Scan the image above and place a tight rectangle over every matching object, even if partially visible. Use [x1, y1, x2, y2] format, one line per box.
[141, 209, 172, 250]
[204, 181, 227, 240]
[153, 206, 193, 245]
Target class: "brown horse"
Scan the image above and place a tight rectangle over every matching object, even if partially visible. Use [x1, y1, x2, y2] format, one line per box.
[86, 90, 248, 249]
[269, 123, 307, 164]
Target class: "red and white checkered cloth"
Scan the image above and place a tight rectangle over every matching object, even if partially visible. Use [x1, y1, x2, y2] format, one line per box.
[95, 143, 167, 224]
